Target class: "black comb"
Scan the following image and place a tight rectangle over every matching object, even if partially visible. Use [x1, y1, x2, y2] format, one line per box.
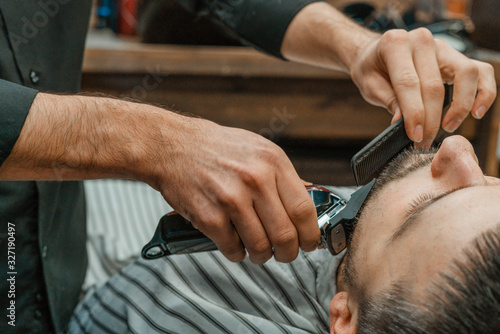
[351, 84, 453, 185]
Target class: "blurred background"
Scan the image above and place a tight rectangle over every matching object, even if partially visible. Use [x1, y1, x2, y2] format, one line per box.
[83, 0, 500, 186]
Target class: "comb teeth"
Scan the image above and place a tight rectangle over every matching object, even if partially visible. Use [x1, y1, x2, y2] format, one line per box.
[351, 85, 453, 186]
[351, 118, 412, 185]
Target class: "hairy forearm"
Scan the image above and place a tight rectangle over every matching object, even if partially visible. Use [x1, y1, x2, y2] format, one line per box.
[0, 93, 177, 183]
[281, 2, 379, 73]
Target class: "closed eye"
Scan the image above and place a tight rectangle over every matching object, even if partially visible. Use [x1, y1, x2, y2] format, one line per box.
[391, 185, 477, 243]
[406, 192, 435, 217]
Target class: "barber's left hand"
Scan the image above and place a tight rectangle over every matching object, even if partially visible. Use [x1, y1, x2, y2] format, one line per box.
[349, 28, 497, 147]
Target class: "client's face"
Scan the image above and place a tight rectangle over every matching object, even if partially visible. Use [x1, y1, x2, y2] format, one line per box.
[342, 135, 500, 312]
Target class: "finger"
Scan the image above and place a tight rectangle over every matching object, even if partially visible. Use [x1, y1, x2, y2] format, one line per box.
[470, 60, 497, 120]
[379, 30, 425, 143]
[301, 179, 313, 186]
[360, 74, 400, 115]
[391, 104, 402, 124]
[276, 164, 319, 255]
[230, 204, 274, 264]
[443, 69, 477, 133]
[410, 29, 445, 147]
[435, 41, 478, 132]
[253, 185, 299, 263]
[194, 208, 246, 262]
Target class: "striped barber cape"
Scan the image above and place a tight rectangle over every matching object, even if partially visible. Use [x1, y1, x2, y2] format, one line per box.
[69, 248, 341, 334]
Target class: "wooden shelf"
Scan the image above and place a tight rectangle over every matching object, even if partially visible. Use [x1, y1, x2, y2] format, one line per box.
[82, 31, 500, 184]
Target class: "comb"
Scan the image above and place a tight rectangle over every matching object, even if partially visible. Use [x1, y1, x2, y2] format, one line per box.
[351, 84, 453, 185]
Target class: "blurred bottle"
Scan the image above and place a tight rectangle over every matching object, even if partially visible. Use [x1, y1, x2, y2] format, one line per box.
[444, 0, 471, 19]
[118, 0, 138, 35]
[414, 0, 471, 23]
[96, 0, 118, 31]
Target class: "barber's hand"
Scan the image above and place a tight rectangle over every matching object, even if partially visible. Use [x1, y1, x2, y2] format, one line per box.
[5, 91, 317, 264]
[149, 116, 319, 264]
[349, 28, 497, 147]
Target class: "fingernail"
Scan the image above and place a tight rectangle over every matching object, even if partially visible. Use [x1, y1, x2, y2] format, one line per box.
[413, 125, 423, 143]
[474, 106, 487, 119]
[444, 119, 461, 133]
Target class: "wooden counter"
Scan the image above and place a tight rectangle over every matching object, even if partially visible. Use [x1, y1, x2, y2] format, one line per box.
[81, 31, 500, 185]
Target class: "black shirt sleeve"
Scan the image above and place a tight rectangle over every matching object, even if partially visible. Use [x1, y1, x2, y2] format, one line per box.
[0, 79, 37, 166]
[175, 0, 325, 58]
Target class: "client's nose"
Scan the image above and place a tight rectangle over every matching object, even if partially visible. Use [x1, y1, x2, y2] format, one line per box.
[431, 135, 484, 187]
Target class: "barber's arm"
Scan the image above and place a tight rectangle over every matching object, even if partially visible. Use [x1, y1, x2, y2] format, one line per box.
[0, 90, 319, 264]
[280, 2, 497, 146]
[174, 0, 323, 58]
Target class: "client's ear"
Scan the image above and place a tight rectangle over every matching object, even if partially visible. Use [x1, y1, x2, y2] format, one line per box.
[330, 292, 356, 334]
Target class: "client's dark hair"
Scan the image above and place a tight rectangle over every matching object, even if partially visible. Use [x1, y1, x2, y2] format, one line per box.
[356, 224, 500, 334]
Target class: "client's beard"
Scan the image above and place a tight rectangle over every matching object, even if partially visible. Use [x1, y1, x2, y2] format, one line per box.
[336, 147, 438, 291]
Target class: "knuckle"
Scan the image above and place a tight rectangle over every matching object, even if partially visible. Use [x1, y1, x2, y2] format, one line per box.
[410, 27, 434, 43]
[248, 238, 272, 255]
[289, 197, 317, 222]
[475, 61, 494, 76]
[395, 72, 420, 89]
[381, 29, 407, 44]
[478, 89, 497, 106]
[217, 187, 244, 210]
[462, 62, 479, 79]
[247, 244, 272, 264]
[271, 227, 297, 248]
[422, 80, 445, 97]
[262, 145, 287, 166]
[238, 151, 283, 187]
[485, 87, 497, 101]
[238, 167, 264, 189]
[301, 227, 321, 246]
[484, 62, 495, 76]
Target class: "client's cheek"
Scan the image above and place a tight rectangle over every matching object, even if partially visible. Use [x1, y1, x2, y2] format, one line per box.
[359, 256, 395, 294]
[353, 242, 394, 293]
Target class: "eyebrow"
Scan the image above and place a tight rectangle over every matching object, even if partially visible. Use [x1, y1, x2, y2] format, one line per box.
[389, 185, 481, 243]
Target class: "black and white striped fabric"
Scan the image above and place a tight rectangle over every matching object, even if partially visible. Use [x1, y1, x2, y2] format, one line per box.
[69, 249, 340, 334]
[76, 179, 354, 333]
[83, 179, 172, 289]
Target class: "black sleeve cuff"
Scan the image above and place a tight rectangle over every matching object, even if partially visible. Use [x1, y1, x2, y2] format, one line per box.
[178, 0, 325, 58]
[0, 79, 38, 166]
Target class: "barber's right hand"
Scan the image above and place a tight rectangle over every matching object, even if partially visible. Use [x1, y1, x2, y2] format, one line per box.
[5, 91, 317, 264]
[143, 115, 319, 264]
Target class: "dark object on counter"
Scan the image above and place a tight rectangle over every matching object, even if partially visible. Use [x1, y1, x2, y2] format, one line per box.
[137, 0, 241, 45]
[342, 2, 475, 55]
[469, 0, 500, 51]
